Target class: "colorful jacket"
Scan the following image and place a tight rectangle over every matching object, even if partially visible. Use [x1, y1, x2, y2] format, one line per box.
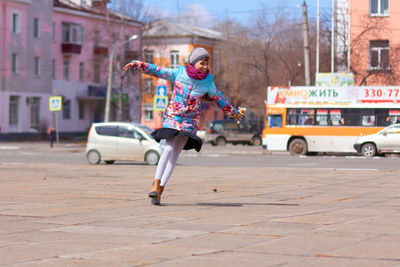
[133, 61, 238, 134]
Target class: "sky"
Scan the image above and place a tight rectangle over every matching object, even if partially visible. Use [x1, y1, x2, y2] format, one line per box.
[144, 0, 334, 26]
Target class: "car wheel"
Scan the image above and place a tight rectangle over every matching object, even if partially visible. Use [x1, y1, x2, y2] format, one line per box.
[105, 160, 115, 165]
[216, 137, 226, 146]
[87, 150, 101, 164]
[289, 138, 307, 156]
[251, 136, 262, 146]
[145, 150, 160, 165]
[361, 143, 376, 157]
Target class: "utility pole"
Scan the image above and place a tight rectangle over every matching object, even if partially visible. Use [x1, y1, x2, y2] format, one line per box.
[316, 0, 320, 75]
[331, 0, 335, 74]
[302, 1, 311, 85]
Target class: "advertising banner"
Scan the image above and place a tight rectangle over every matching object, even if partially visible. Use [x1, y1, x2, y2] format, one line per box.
[267, 86, 400, 104]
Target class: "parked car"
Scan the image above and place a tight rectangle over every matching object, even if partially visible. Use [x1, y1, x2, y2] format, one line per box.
[205, 120, 262, 146]
[353, 124, 400, 157]
[86, 122, 163, 165]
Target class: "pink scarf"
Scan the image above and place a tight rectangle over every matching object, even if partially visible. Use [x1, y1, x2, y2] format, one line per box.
[185, 64, 209, 80]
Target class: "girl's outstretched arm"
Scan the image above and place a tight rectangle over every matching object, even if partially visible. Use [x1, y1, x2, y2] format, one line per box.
[206, 82, 242, 120]
[123, 60, 178, 81]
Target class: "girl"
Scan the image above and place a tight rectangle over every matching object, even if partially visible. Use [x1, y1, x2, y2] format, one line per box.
[123, 47, 245, 205]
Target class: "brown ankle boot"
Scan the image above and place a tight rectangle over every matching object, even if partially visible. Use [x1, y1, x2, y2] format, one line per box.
[151, 186, 165, 205]
[148, 179, 160, 199]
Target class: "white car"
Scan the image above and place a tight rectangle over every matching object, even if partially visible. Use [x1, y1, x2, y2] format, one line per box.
[354, 124, 400, 157]
[86, 122, 163, 165]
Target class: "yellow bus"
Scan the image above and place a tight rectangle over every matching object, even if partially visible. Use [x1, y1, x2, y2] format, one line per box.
[262, 86, 400, 155]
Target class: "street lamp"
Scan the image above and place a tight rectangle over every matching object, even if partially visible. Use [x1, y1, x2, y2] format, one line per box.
[104, 34, 138, 122]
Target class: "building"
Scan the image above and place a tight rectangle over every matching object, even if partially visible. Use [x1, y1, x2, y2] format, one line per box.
[0, 0, 142, 138]
[140, 20, 225, 130]
[1, 0, 53, 135]
[349, 0, 399, 85]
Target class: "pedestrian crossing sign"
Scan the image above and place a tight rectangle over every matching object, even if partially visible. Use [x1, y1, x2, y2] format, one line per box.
[49, 96, 62, 111]
[153, 96, 168, 111]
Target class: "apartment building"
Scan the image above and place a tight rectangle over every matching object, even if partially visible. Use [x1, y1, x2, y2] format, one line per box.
[140, 20, 224, 130]
[0, 0, 142, 137]
[349, 0, 399, 85]
[1, 0, 53, 135]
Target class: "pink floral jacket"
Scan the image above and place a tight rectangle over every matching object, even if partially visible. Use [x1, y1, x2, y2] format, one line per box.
[132, 61, 238, 134]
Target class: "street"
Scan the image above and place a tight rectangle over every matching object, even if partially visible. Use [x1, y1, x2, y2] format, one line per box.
[0, 141, 399, 170]
[1, 142, 400, 266]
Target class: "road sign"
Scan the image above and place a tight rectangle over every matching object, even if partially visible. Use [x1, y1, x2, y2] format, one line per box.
[49, 96, 62, 111]
[157, 78, 168, 86]
[156, 85, 167, 96]
[153, 96, 168, 111]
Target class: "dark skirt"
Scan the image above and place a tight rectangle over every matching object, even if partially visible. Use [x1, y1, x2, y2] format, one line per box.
[151, 128, 202, 152]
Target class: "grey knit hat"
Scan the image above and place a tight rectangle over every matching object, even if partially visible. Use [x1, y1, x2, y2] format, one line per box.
[188, 47, 210, 65]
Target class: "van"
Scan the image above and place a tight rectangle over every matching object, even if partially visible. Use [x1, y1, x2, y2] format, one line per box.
[86, 122, 162, 165]
[205, 120, 262, 146]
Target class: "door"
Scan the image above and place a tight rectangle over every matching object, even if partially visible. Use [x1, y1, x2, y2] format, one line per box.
[237, 123, 253, 142]
[94, 125, 118, 158]
[381, 126, 400, 152]
[223, 121, 239, 142]
[117, 126, 143, 160]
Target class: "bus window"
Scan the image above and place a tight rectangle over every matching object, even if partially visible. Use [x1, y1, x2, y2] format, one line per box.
[361, 110, 375, 126]
[268, 114, 282, 128]
[316, 109, 328, 126]
[345, 109, 361, 126]
[329, 109, 343, 126]
[300, 109, 315, 125]
[287, 109, 298, 125]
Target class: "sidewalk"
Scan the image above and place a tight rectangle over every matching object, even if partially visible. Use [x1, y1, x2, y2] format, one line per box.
[1, 159, 400, 266]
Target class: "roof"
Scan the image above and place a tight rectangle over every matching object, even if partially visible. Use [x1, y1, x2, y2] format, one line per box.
[143, 20, 222, 40]
[54, 0, 142, 25]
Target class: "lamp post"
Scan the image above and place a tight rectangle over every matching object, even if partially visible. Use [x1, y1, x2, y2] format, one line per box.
[104, 34, 138, 122]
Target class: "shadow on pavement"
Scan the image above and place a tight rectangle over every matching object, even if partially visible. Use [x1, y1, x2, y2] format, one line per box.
[163, 202, 300, 207]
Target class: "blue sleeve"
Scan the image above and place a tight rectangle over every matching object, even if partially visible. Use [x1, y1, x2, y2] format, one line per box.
[132, 61, 179, 82]
[207, 78, 238, 117]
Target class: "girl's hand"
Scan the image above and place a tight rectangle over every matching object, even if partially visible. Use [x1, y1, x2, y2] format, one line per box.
[123, 60, 139, 71]
[233, 107, 246, 122]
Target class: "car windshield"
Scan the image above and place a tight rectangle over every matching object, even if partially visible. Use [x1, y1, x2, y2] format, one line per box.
[136, 125, 154, 136]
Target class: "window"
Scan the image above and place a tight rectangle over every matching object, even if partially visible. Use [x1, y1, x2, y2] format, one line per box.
[95, 126, 118, 136]
[79, 62, 84, 81]
[63, 60, 69, 80]
[62, 99, 71, 119]
[93, 30, 100, 47]
[34, 57, 40, 77]
[34, 18, 40, 38]
[11, 11, 21, 34]
[30, 97, 40, 131]
[62, 22, 83, 44]
[170, 50, 179, 68]
[9, 96, 19, 126]
[370, 0, 389, 16]
[144, 79, 154, 94]
[52, 22, 56, 42]
[12, 53, 18, 74]
[268, 114, 283, 128]
[79, 102, 84, 119]
[144, 50, 154, 63]
[93, 62, 100, 83]
[370, 40, 389, 70]
[52, 59, 56, 79]
[144, 104, 153, 121]
[125, 35, 130, 51]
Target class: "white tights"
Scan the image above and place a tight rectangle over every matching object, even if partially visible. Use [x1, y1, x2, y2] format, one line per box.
[155, 136, 188, 186]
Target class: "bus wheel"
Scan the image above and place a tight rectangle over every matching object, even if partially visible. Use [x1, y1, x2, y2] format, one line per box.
[361, 143, 376, 157]
[289, 139, 307, 155]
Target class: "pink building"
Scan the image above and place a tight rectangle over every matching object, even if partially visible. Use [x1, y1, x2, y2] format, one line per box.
[349, 0, 400, 85]
[1, 0, 53, 135]
[0, 0, 142, 137]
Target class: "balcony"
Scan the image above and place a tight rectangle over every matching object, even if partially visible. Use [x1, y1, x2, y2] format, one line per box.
[61, 43, 82, 54]
[94, 46, 108, 57]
